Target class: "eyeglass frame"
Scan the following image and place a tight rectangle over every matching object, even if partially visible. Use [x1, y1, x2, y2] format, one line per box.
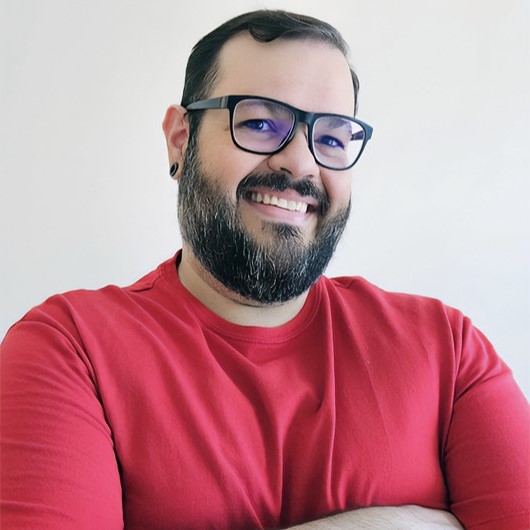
[185, 95, 373, 171]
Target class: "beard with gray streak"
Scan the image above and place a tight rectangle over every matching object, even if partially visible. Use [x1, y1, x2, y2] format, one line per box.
[177, 136, 351, 305]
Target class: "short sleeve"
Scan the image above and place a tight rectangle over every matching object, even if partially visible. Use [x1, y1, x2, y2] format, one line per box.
[0, 299, 124, 529]
[444, 317, 530, 529]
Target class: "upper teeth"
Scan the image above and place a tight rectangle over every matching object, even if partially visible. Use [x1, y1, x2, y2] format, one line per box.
[250, 192, 308, 213]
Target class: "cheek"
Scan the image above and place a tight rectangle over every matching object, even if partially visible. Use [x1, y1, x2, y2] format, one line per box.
[322, 172, 352, 209]
[197, 122, 269, 189]
[196, 122, 231, 169]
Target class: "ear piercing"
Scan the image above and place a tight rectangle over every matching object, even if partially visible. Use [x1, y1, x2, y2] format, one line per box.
[169, 163, 179, 177]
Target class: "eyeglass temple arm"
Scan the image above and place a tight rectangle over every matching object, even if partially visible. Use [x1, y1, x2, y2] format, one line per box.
[186, 96, 229, 111]
[354, 120, 373, 140]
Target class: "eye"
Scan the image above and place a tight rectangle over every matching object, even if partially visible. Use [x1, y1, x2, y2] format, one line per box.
[315, 135, 345, 149]
[239, 119, 275, 132]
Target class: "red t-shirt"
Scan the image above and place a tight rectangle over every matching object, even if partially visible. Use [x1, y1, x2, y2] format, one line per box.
[1, 254, 529, 529]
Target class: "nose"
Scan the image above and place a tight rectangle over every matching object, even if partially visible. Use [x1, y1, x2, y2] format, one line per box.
[267, 125, 320, 179]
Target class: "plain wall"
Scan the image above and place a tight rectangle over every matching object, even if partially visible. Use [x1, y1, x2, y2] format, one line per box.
[1, 0, 528, 397]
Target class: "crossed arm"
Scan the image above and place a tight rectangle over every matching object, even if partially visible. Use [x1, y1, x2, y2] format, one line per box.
[289, 505, 463, 529]
[2, 302, 529, 528]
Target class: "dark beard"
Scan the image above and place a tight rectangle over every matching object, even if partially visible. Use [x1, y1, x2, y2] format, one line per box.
[177, 137, 351, 305]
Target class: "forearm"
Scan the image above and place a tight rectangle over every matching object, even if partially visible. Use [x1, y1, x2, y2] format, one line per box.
[288, 505, 464, 529]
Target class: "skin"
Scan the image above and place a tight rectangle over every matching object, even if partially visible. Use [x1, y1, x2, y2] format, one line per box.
[288, 505, 463, 529]
[163, 33, 355, 327]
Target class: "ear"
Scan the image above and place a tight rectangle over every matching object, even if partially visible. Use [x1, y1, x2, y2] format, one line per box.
[162, 105, 189, 180]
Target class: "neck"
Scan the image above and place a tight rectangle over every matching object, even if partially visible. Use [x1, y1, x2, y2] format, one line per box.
[177, 245, 309, 327]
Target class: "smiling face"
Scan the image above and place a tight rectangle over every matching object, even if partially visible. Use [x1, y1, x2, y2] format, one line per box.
[194, 33, 356, 244]
[174, 34, 356, 304]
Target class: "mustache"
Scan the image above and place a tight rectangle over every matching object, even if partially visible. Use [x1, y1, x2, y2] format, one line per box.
[236, 173, 329, 213]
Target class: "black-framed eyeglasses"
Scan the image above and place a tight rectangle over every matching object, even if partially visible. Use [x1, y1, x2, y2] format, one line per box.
[186, 95, 373, 171]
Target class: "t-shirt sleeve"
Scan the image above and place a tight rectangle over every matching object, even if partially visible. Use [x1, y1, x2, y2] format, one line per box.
[0, 299, 123, 529]
[444, 316, 530, 529]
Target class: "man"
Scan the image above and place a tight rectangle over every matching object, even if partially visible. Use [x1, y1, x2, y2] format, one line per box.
[1, 10, 528, 530]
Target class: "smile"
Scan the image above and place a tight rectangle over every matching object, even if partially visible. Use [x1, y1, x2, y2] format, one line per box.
[249, 192, 309, 213]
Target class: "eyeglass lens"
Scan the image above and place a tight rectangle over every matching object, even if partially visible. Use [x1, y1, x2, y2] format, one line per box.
[232, 98, 366, 169]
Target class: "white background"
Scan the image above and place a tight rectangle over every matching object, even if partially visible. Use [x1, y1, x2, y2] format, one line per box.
[1, 0, 528, 397]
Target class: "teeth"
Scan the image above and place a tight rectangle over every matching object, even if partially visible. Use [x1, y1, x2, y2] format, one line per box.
[249, 192, 309, 213]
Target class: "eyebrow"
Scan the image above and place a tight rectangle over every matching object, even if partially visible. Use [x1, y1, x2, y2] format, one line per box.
[320, 116, 353, 130]
[243, 99, 293, 117]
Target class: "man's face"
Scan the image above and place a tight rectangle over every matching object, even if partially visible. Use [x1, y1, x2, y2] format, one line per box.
[178, 34, 356, 304]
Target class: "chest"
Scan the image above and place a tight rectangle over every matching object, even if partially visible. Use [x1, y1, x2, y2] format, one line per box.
[97, 316, 449, 528]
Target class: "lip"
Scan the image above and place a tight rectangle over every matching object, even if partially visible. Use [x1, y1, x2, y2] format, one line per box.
[240, 187, 319, 225]
[242, 196, 314, 224]
[245, 187, 319, 212]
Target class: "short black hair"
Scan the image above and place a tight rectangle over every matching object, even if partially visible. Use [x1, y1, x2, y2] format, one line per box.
[181, 10, 360, 134]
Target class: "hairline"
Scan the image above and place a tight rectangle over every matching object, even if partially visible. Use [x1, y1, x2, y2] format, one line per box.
[185, 31, 358, 139]
[202, 31, 353, 99]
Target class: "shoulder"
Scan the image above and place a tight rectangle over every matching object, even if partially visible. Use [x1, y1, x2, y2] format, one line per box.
[319, 274, 464, 328]
[2, 256, 178, 347]
[318, 275, 514, 399]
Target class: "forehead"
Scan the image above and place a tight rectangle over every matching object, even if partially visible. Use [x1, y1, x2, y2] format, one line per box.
[211, 33, 355, 116]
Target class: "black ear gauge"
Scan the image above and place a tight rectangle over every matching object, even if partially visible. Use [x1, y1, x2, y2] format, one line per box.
[169, 163, 179, 177]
